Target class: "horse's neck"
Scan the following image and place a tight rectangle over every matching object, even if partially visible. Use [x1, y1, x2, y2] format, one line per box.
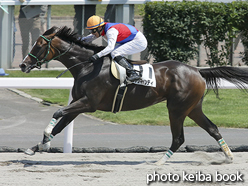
[57, 41, 104, 79]
[59, 59, 89, 79]
[58, 51, 94, 79]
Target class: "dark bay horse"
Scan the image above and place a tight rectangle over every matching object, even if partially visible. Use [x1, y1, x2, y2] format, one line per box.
[19, 26, 248, 164]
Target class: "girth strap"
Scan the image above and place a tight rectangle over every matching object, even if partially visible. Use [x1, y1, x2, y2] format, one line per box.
[112, 85, 128, 113]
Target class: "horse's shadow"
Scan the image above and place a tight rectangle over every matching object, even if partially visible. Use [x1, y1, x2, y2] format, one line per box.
[8, 159, 204, 167]
[9, 159, 146, 167]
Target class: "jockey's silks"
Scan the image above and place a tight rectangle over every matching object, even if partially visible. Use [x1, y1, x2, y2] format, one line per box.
[102, 23, 139, 44]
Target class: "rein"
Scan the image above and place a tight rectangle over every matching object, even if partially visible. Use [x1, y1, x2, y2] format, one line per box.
[56, 60, 90, 78]
[28, 35, 73, 69]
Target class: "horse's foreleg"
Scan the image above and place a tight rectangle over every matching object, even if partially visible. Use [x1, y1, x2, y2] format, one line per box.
[37, 117, 60, 153]
[51, 113, 79, 136]
[38, 97, 95, 152]
[188, 104, 233, 160]
[25, 113, 78, 156]
[25, 116, 59, 155]
[24, 120, 55, 155]
[156, 112, 186, 165]
[25, 97, 95, 155]
[41, 118, 57, 144]
[40, 113, 79, 149]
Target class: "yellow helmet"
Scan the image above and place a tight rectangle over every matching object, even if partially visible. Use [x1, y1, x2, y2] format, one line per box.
[86, 15, 105, 29]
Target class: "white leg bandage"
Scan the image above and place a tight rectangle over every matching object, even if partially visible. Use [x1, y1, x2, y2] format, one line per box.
[218, 138, 233, 160]
[156, 149, 174, 165]
[38, 141, 51, 152]
[44, 118, 56, 138]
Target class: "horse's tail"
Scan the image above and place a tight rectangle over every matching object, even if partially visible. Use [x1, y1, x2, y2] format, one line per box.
[199, 66, 248, 97]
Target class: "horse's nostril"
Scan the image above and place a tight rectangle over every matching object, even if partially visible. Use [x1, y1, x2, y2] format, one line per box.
[19, 63, 26, 68]
[19, 63, 28, 72]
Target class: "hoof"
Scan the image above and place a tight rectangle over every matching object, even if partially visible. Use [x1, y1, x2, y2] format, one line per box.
[223, 151, 233, 161]
[225, 155, 234, 163]
[24, 145, 38, 156]
[155, 157, 166, 165]
[24, 148, 35, 156]
[228, 155, 234, 161]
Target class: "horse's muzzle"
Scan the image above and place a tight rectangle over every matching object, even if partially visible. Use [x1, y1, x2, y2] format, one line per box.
[19, 63, 31, 73]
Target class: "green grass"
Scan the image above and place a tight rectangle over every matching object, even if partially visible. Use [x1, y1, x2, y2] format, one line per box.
[90, 102, 169, 126]
[22, 88, 70, 106]
[90, 89, 248, 128]
[201, 90, 248, 128]
[5, 70, 72, 77]
[3, 70, 248, 128]
[4, 70, 71, 106]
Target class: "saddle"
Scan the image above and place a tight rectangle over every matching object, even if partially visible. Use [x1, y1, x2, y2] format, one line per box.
[110, 59, 156, 113]
[111, 60, 156, 87]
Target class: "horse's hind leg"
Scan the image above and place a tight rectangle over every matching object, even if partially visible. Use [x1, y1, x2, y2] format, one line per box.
[156, 111, 186, 165]
[188, 100, 233, 160]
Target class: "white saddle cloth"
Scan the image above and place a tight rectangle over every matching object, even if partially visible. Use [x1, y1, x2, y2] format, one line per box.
[111, 61, 156, 87]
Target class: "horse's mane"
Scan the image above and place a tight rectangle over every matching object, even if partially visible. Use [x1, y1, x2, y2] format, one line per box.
[44, 26, 105, 52]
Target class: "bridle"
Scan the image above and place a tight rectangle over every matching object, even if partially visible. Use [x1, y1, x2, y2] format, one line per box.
[26, 34, 92, 78]
[28, 35, 73, 69]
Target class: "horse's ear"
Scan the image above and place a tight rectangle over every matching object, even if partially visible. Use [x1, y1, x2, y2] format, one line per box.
[43, 26, 59, 36]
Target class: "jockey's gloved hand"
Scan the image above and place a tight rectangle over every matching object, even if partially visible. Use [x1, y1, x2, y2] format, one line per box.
[89, 54, 99, 62]
[77, 37, 85, 42]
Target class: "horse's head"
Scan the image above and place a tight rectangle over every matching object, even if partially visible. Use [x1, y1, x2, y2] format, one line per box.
[20, 26, 105, 73]
[19, 34, 59, 73]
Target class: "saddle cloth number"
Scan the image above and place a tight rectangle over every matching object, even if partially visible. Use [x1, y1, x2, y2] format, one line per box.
[111, 61, 156, 87]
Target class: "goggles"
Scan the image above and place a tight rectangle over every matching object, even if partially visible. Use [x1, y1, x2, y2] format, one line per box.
[90, 28, 97, 34]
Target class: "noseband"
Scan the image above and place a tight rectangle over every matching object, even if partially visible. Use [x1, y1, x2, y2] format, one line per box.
[28, 35, 73, 69]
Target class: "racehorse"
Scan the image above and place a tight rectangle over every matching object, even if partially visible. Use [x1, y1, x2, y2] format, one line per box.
[19, 26, 248, 164]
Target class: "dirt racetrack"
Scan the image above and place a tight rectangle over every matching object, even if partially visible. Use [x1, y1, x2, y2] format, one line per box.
[0, 152, 247, 186]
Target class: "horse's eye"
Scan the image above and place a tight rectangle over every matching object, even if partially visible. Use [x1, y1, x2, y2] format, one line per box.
[37, 40, 47, 48]
[36, 44, 43, 49]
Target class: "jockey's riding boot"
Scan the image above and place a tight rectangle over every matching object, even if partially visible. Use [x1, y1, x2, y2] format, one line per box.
[114, 56, 140, 82]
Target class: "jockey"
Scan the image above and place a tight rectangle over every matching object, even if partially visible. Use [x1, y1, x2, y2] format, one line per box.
[79, 15, 148, 82]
